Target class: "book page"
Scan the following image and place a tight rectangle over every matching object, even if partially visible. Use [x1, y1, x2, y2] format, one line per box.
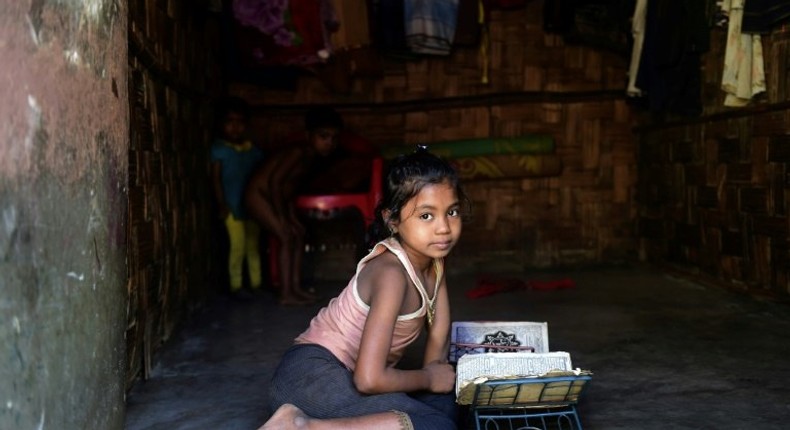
[450, 321, 550, 362]
[455, 351, 573, 397]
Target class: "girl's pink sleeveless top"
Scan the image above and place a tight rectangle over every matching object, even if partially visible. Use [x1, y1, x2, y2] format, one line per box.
[295, 237, 442, 370]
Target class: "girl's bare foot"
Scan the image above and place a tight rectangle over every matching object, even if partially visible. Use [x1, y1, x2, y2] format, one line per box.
[258, 403, 310, 430]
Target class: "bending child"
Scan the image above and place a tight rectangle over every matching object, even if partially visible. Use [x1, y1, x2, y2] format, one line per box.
[260, 147, 468, 430]
[245, 106, 344, 306]
[210, 96, 264, 298]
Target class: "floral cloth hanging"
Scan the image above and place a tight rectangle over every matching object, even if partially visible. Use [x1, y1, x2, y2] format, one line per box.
[231, 0, 336, 66]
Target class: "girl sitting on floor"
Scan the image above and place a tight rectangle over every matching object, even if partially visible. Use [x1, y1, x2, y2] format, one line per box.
[260, 146, 469, 430]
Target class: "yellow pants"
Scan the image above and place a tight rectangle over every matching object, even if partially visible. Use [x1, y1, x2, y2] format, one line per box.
[224, 214, 262, 291]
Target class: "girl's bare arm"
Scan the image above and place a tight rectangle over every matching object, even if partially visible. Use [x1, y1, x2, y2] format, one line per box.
[354, 261, 455, 394]
[423, 273, 452, 366]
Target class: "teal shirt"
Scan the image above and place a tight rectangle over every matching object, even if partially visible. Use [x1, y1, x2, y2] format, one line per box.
[210, 139, 264, 218]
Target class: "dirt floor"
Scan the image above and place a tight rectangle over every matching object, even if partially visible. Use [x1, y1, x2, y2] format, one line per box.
[125, 262, 790, 430]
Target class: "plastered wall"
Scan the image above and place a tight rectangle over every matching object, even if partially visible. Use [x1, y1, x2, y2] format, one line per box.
[0, 1, 129, 428]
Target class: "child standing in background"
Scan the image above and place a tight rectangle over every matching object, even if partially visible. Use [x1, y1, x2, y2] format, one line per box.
[210, 96, 264, 299]
[259, 147, 468, 430]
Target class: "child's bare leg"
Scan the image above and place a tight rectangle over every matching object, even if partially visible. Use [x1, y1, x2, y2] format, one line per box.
[259, 404, 409, 430]
[276, 233, 313, 305]
[289, 227, 320, 301]
[246, 194, 311, 305]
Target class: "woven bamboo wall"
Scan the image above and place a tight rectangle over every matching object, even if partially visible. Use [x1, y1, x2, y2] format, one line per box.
[126, 0, 221, 388]
[637, 28, 790, 298]
[232, 2, 638, 270]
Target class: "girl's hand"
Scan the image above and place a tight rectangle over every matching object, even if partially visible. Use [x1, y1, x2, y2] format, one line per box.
[423, 361, 456, 393]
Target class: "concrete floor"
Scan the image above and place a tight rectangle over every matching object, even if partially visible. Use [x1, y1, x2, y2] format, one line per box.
[125, 263, 790, 430]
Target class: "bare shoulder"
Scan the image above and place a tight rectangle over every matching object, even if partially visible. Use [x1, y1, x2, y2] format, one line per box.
[358, 252, 406, 286]
[356, 251, 408, 302]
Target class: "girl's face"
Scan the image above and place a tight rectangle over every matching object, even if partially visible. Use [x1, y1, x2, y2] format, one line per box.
[392, 180, 462, 266]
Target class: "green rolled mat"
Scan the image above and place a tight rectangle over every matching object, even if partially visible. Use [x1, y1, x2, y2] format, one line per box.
[382, 136, 555, 159]
[451, 154, 562, 180]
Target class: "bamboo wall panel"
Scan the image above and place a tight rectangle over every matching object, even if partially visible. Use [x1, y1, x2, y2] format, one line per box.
[638, 28, 790, 299]
[233, 2, 638, 270]
[126, 0, 220, 389]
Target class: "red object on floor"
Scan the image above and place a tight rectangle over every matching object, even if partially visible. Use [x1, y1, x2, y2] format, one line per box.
[466, 278, 526, 299]
[527, 278, 576, 290]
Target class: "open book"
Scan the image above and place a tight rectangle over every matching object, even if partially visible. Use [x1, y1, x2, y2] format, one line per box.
[451, 321, 591, 405]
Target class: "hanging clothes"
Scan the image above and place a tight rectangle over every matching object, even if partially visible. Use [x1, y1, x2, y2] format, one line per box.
[329, 0, 371, 50]
[626, 0, 648, 97]
[404, 0, 460, 55]
[742, 0, 790, 33]
[543, 0, 634, 56]
[311, 0, 383, 93]
[232, 0, 291, 45]
[231, 0, 336, 66]
[720, 0, 766, 107]
[454, 0, 482, 46]
[370, 0, 416, 59]
[635, 0, 709, 116]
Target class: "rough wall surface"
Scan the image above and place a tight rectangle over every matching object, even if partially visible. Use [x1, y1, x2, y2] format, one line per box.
[0, 1, 128, 428]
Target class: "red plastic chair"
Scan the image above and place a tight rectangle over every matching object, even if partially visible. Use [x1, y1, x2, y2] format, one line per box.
[295, 157, 383, 227]
[269, 157, 384, 286]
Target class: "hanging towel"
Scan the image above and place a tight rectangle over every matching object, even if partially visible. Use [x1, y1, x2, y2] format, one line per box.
[721, 0, 766, 107]
[626, 0, 648, 97]
[404, 0, 460, 55]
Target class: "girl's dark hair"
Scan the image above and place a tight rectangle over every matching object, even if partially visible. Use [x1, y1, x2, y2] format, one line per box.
[368, 146, 469, 243]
